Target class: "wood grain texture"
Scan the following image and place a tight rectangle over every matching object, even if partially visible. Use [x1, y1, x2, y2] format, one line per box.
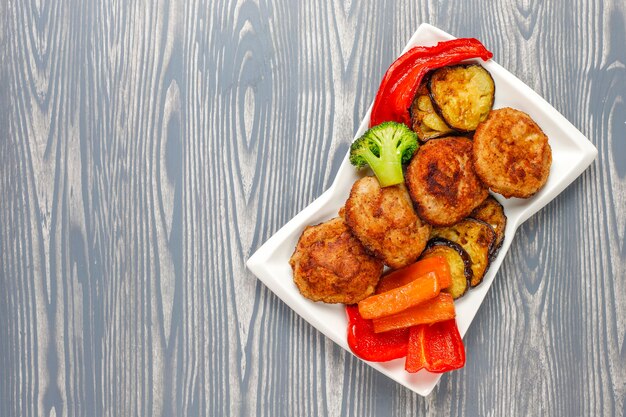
[0, 0, 624, 416]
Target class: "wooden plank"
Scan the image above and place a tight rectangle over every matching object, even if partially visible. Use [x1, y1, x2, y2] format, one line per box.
[0, 0, 624, 416]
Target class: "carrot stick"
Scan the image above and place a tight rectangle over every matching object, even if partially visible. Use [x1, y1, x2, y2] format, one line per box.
[375, 256, 451, 294]
[372, 293, 456, 333]
[358, 272, 439, 320]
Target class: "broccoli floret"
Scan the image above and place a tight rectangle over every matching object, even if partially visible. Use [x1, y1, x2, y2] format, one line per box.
[349, 121, 418, 187]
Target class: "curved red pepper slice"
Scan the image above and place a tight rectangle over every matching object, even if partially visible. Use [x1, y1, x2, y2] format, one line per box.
[405, 319, 466, 373]
[370, 38, 493, 127]
[346, 305, 409, 362]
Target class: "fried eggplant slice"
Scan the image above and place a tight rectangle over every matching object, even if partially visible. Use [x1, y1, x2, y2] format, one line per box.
[428, 64, 495, 132]
[470, 195, 507, 260]
[430, 218, 496, 287]
[420, 238, 472, 299]
[410, 84, 454, 142]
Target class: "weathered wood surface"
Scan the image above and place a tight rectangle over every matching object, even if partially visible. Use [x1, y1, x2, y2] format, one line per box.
[1, 0, 625, 416]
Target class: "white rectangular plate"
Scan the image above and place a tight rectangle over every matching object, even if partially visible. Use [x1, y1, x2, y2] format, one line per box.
[246, 23, 597, 396]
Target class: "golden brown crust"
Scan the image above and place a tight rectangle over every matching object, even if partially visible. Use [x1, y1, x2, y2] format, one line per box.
[344, 176, 431, 269]
[473, 107, 552, 198]
[289, 217, 383, 304]
[406, 136, 488, 226]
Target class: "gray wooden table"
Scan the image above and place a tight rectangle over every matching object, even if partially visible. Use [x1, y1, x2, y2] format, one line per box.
[1, 0, 625, 416]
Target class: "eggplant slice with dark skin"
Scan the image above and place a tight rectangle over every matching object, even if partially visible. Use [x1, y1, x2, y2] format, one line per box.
[420, 238, 472, 299]
[430, 218, 496, 287]
[409, 83, 455, 142]
[469, 195, 507, 261]
[428, 64, 495, 132]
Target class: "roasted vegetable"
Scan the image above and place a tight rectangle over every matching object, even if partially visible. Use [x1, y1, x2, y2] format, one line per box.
[372, 293, 456, 333]
[405, 319, 465, 373]
[349, 122, 418, 187]
[409, 84, 454, 142]
[430, 218, 496, 287]
[375, 256, 451, 294]
[470, 195, 507, 260]
[369, 39, 493, 127]
[421, 238, 472, 299]
[428, 64, 495, 131]
[346, 305, 409, 362]
[358, 272, 441, 320]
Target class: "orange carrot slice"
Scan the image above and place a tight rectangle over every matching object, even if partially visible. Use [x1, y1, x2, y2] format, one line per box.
[358, 272, 440, 320]
[375, 256, 451, 294]
[372, 293, 456, 333]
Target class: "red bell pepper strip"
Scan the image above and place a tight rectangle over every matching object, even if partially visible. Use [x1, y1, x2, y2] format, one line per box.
[345, 305, 409, 362]
[405, 325, 428, 372]
[369, 38, 493, 128]
[405, 319, 466, 373]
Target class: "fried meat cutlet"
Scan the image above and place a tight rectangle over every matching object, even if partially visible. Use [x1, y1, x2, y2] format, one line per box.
[473, 108, 552, 198]
[289, 217, 383, 304]
[344, 176, 431, 269]
[406, 136, 488, 226]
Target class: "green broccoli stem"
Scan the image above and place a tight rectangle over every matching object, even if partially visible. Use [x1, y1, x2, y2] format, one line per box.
[373, 139, 405, 186]
[373, 159, 404, 187]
